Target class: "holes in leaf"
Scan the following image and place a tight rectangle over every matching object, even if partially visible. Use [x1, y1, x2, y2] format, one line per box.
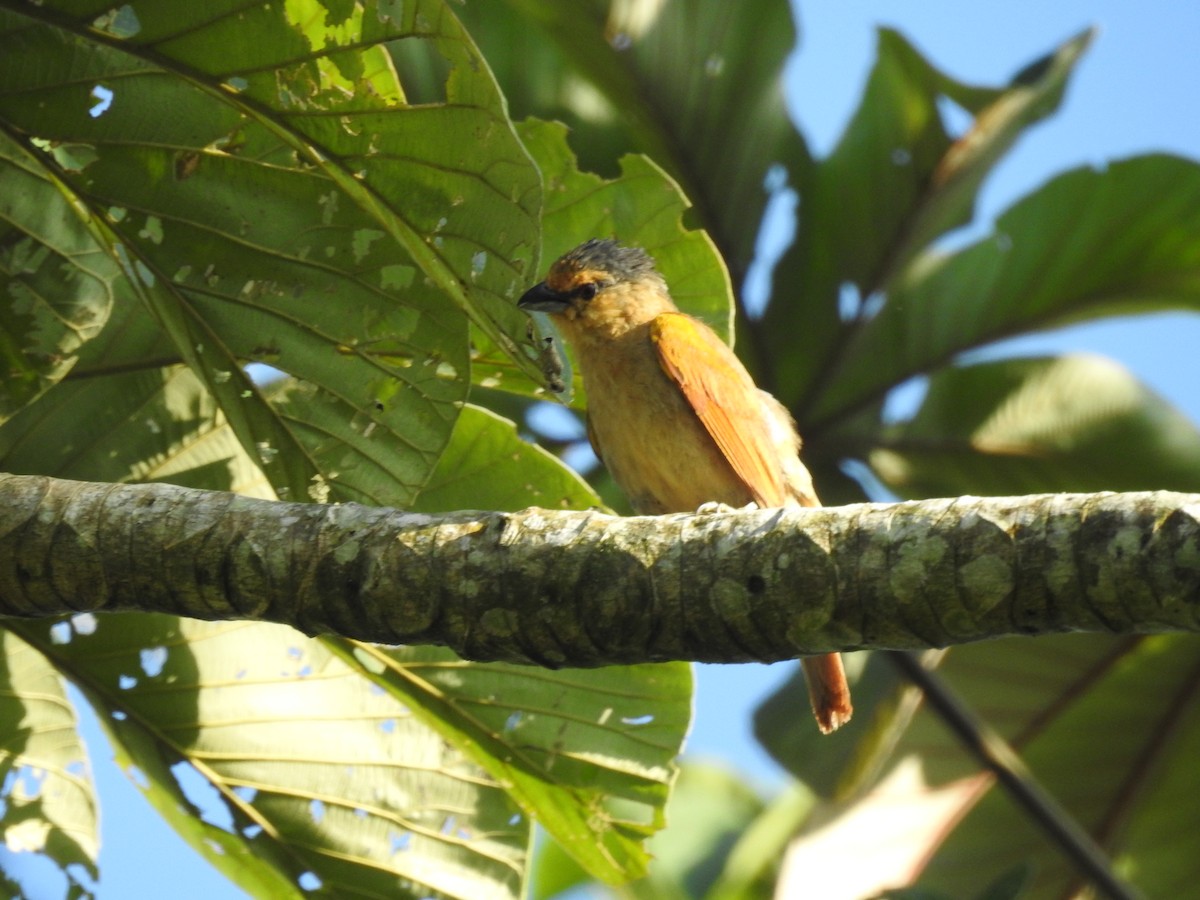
[743, 163, 798, 320]
[388, 37, 450, 105]
[503, 711, 524, 732]
[88, 85, 114, 118]
[309, 799, 325, 824]
[881, 374, 930, 425]
[137, 216, 163, 245]
[470, 250, 487, 280]
[837, 282, 862, 321]
[139, 646, 168, 677]
[298, 872, 322, 891]
[7, 765, 47, 801]
[92, 5, 141, 39]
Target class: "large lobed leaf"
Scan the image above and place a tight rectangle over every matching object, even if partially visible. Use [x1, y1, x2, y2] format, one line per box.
[334, 643, 691, 885]
[768, 28, 1091, 410]
[0, 0, 545, 505]
[811, 154, 1200, 428]
[14, 616, 530, 900]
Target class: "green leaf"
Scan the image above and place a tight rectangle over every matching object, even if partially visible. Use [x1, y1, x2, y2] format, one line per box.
[620, 762, 788, 900]
[897, 635, 1200, 899]
[331, 643, 692, 885]
[779, 637, 1180, 898]
[462, 0, 811, 285]
[0, 131, 115, 421]
[871, 355, 1200, 498]
[529, 834, 590, 900]
[14, 617, 530, 900]
[812, 154, 1200, 425]
[0, 362, 273, 497]
[767, 29, 1091, 409]
[0, 0, 545, 505]
[546, 761, 777, 900]
[0, 628, 98, 886]
[412, 404, 600, 513]
[755, 651, 932, 801]
[0, 280, 271, 497]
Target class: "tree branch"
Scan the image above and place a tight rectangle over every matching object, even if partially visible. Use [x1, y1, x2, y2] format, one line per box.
[2, 473, 1198, 665]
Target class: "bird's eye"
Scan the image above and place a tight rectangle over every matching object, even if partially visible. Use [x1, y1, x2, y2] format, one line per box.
[575, 282, 598, 301]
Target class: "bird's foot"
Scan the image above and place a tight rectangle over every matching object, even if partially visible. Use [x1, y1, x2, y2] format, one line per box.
[694, 501, 749, 515]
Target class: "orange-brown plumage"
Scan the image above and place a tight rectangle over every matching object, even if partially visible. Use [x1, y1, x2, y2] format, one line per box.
[519, 239, 852, 733]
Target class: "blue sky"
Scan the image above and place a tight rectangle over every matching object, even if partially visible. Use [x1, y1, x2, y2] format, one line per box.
[11, 3, 1200, 897]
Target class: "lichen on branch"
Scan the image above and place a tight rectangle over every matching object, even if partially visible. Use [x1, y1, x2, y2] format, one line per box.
[2, 474, 1198, 665]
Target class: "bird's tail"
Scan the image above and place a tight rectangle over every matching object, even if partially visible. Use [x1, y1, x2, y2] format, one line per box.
[802, 653, 853, 734]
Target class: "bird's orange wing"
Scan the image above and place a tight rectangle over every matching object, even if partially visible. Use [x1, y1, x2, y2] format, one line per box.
[650, 312, 786, 508]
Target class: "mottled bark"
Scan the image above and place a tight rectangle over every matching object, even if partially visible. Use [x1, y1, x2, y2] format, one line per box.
[2, 473, 1198, 665]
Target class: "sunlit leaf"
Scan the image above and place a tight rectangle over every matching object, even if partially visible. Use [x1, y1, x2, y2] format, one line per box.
[811, 154, 1200, 425]
[0, 629, 97, 888]
[0, 284, 271, 498]
[14, 617, 531, 900]
[769, 29, 1091, 409]
[0, 0, 546, 504]
[871, 354, 1200, 497]
[412, 404, 600, 513]
[332, 643, 691, 884]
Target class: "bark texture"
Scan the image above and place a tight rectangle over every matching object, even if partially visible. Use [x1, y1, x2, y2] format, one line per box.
[2, 473, 1198, 665]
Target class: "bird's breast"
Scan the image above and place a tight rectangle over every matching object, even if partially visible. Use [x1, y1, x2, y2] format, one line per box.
[577, 330, 753, 515]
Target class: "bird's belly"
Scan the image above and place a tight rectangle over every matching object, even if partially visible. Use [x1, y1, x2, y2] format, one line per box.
[585, 371, 752, 515]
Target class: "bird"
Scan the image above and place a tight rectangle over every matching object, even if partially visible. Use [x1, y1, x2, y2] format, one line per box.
[518, 238, 852, 733]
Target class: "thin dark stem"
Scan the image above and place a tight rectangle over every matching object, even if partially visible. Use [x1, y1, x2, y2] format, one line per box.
[887, 651, 1144, 900]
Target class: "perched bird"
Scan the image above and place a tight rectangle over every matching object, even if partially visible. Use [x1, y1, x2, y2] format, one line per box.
[519, 238, 852, 733]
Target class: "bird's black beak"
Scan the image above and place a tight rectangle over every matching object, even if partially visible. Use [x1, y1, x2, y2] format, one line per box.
[518, 282, 570, 314]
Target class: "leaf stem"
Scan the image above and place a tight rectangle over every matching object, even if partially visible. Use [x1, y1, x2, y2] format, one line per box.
[887, 651, 1144, 900]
